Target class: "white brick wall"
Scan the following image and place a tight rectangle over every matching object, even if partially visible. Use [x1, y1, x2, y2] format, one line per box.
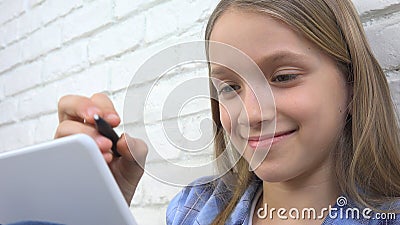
[0, 1, 399, 224]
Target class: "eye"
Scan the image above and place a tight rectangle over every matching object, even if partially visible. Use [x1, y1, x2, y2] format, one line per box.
[218, 84, 241, 95]
[271, 74, 298, 83]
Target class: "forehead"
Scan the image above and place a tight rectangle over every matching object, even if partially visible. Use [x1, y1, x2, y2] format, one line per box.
[209, 9, 317, 64]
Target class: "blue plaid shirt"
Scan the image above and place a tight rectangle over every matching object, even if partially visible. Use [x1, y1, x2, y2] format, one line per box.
[166, 177, 400, 225]
[4, 177, 399, 225]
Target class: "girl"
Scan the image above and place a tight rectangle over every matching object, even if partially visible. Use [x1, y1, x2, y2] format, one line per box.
[55, 0, 400, 224]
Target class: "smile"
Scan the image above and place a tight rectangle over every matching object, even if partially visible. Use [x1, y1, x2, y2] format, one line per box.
[247, 129, 297, 149]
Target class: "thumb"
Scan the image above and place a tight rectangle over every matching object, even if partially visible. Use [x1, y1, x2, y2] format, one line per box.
[116, 133, 148, 169]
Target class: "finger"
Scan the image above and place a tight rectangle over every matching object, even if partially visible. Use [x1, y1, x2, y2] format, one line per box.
[58, 95, 102, 124]
[116, 133, 148, 168]
[90, 93, 120, 127]
[112, 133, 148, 186]
[102, 152, 114, 164]
[55, 120, 113, 153]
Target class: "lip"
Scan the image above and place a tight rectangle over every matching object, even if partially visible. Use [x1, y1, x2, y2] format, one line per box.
[247, 129, 297, 149]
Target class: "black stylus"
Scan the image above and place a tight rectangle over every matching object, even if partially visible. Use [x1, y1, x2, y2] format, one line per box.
[93, 114, 121, 157]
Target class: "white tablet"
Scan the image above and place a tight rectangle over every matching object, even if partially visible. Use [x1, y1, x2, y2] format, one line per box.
[0, 134, 138, 225]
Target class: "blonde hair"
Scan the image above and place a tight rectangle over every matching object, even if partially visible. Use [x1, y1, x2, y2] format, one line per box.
[205, 0, 400, 224]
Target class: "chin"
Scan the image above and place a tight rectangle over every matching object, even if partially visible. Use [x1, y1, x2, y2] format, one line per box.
[253, 163, 295, 183]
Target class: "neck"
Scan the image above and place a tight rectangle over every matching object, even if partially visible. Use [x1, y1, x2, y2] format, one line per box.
[260, 161, 340, 221]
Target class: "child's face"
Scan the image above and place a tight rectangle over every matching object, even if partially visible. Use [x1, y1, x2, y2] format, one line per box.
[209, 9, 351, 182]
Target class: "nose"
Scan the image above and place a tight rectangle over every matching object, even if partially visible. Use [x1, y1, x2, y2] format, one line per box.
[237, 84, 275, 128]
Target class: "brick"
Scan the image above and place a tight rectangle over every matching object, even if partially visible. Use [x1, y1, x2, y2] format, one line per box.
[175, 0, 217, 32]
[38, 0, 83, 26]
[352, 0, 400, 15]
[122, 82, 152, 124]
[72, 63, 110, 95]
[62, 0, 113, 42]
[26, 0, 45, 9]
[387, 71, 400, 114]
[42, 40, 89, 82]
[3, 60, 42, 96]
[108, 54, 141, 92]
[142, 122, 183, 162]
[0, 42, 22, 73]
[108, 39, 178, 92]
[134, 173, 181, 206]
[391, 81, 400, 110]
[364, 13, 400, 70]
[111, 35, 208, 93]
[88, 14, 144, 63]
[130, 204, 168, 225]
[0, 75, 4, 100]
[21, 21, 62, 61]
[144, 2, 179, 43]
[0, 25, 5, 48]
[0, 0, 24, 25]
[0, 18, 19, 47]
[0, 97, 18, 125]
[0, 119, 36, 152]
[54, 63, 110, 97]
[122, 121, 183, 163]
[123, 113, 214, 164]
[113, 0, 157, 19]
[115, 41, 211, 127]
[107, 38, 180, 92]
[172, 112, 215, 156]
[33, 112, 59, 143]
[17, 0, 83, 40]
[387, 70, 400, 82]
[17, 6, 42, 37]
[143, 68, 210, 122]
[16, 82, 58, 120]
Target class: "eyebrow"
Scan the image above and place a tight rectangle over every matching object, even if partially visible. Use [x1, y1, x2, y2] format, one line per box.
[210, 66, 234, 79]
[264, 51, 309, 63]
[210, 50, 309, 78]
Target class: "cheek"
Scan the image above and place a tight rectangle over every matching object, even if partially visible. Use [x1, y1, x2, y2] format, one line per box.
[219, 104, 232, 134]
[289, 82, 349, 141]
[218, 99, 244, 135]
[311, 79, 349, 127]
[276, 79, 349, 134]
[275, 88, 316, 123]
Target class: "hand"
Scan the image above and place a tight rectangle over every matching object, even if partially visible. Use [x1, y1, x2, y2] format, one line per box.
[54, 93, 148, 204]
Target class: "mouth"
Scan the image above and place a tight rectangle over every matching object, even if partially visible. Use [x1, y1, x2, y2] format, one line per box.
[247, 129, 297, 149]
